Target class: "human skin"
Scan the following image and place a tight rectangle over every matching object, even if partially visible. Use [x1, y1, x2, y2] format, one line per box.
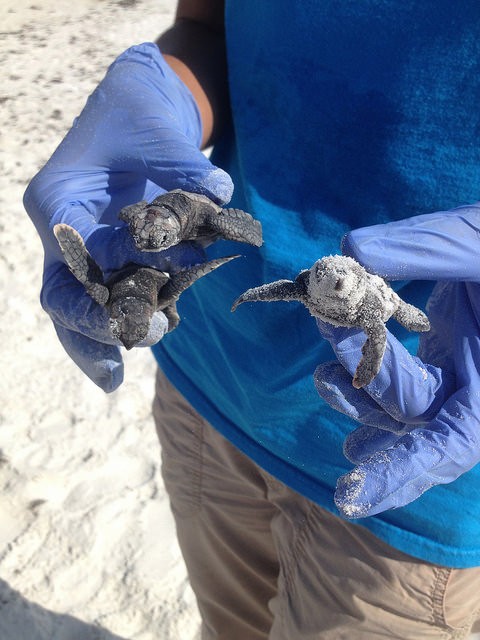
[157, 0, 228, 148]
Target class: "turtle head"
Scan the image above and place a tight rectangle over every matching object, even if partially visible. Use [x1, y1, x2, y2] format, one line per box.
[139, 204, 182, 250]
[109, 297, 152, 350]
[307, 255, 367, 314]
[119, 199, 182, 251]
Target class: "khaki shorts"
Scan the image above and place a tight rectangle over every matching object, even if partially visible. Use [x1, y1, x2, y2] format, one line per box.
[152, 369, 480, 640]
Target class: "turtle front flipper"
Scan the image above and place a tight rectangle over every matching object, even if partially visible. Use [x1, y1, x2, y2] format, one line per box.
[158, 255, 240, 331]
[210, 208, 263, 247]
[231, 279, 307, 312]
[53, 223, 109, 305]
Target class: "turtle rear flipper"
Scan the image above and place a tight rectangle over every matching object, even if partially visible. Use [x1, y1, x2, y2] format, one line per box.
[53, 223, 109, 305]
[162, 303, 181, 332]
[157, 255, 240, 309]
[353, 321, 387, 389]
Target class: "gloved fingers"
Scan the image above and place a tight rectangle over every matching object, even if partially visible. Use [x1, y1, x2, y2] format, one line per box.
[314, 362, 407, 430]
[335, 430, 462, 519]
[316, 319, 453, 423]
[23, 178, 101, 261]
[83, 224, 206, 275]
[53, 323, 124, 393]
[342, 425, 405, 464]
[335, 385, 480, 518]
[41, 266, 120, 345]
[135, 311, 170, 346]
[342, 203, 480, 281]
[134, 129, 234, 205]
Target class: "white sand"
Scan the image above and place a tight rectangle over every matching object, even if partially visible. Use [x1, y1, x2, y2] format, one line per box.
[1, 1, 201, 638]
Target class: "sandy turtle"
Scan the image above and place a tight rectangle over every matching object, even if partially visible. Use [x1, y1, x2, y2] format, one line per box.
[232, 255, 430, 388]
[54, 223, 238, 350]
[118, 189, 263, 251]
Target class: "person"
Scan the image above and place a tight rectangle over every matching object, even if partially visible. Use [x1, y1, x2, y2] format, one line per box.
[23, 1, 480, 637]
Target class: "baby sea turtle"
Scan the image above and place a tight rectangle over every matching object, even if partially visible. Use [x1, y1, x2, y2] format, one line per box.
[118, 189, 263, 251]
[232, 255, 430, 388]
[54, 223, 238, 350]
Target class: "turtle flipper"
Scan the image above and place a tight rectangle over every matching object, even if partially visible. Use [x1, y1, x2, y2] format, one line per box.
[53, 223, 109, 305]
[352, 321, 387, 388]
[211, 208, 263, 247]
[157, 255, 240, 310]
[162, 303, 181, 332]
[231, 279, 307, 312]
[393, 299, 430, 333]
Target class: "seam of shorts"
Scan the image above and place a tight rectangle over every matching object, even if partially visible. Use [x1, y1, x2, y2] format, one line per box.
[434, 568, 480, 639]
[188, 416, 206, 516]
[431, 566, 452, 629]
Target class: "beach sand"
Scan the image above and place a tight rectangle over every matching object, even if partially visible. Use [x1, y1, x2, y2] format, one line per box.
[1, 1, 200, 638]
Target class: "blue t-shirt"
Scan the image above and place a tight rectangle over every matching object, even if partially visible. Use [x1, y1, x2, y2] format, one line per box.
[153, 1, 480, 568]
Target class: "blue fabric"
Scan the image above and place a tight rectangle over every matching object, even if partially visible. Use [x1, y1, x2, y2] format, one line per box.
[152, 1, 480, 567]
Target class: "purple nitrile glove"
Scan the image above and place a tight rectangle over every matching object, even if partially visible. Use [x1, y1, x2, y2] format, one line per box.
[23, 43, 233, 392]
[314, 204, 480, 518]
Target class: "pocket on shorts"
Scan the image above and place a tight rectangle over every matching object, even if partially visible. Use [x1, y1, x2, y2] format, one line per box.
[440, 565, 480, 631]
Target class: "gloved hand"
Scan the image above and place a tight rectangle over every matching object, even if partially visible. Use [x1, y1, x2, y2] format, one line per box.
[314, 204, 480, 518]
[23, 43, 233, 392]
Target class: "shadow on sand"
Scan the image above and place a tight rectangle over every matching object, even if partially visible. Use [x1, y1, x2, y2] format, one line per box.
[0, 578, 129, 640]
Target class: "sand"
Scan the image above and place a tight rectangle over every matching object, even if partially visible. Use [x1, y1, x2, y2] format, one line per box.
[1, 1, 200, 638]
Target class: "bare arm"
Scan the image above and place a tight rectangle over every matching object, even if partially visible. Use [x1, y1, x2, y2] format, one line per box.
[157, 0, 228, 148]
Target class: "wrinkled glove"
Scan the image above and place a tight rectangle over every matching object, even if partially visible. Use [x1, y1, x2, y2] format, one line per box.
[23, 43, 233, 392]
[314, 204, 480, 518]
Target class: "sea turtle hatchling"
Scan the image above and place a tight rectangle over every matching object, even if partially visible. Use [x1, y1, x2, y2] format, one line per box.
[118, 189, 263, 251]
[54, 223, 238, 350]
[232, 255, 430, 388]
